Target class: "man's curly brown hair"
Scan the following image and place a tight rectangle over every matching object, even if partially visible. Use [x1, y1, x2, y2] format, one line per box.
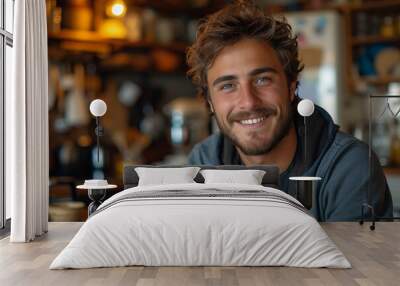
[186, 1, 303, 100]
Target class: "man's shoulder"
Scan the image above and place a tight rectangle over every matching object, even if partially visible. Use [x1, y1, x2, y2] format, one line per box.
[192, 133, 223, 154]
[316, 131, 370, 176]
[329, 131, 369, 158]
[188, 133, 224, 165]
[315, 131, 392, 221]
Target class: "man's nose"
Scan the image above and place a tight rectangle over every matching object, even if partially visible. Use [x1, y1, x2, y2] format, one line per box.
[238, 83, 261, 109]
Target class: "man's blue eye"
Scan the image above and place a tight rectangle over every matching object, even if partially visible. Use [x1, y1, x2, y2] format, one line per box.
[255, 77, 270, 85]
[220, 83, 234, 91]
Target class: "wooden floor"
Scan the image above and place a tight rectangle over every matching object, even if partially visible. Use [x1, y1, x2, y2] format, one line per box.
[1, 222, 400, 286]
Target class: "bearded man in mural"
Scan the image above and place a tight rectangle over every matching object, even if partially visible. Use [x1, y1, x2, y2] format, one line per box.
[186, 1, 393, 221]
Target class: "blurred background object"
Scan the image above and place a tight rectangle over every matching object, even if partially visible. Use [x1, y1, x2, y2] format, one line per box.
[62, 0, 94, 31]
[163, 97, 209, 164]
[46, 0, 400, 221]
[285, 11, 345, 126]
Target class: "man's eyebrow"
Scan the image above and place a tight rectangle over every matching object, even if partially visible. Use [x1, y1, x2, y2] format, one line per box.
[212, 75, 237, 87]
[248, 67, 278, 76]
[211, 67, 278, 87]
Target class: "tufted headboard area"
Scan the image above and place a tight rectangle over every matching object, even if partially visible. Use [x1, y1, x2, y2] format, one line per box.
[123, 165, 280, 189]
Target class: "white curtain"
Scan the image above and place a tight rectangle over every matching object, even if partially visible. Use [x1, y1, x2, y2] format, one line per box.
[7, 0, 49, 242]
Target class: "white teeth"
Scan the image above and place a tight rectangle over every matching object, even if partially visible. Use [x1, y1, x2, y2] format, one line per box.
[240, 117, 265, 125]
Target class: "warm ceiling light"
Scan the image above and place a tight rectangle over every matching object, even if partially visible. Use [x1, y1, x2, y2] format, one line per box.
[106, 0, 127, 18]
[112, 3, 125, 16]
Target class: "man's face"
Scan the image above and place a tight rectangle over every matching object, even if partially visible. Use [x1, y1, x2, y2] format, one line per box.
[207, 38, 296, 156]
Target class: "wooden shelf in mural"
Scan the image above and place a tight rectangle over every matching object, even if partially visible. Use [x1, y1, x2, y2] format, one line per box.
[125, 0, 225, 17]
[359, 76, 400, 85]
[352, 35, 400, 46]
[348, 0, 400, 11]
[48, 30, 188, 73]
[324, 0, 400, 91]
[48, 30, 188, 54]
[327, 0, 400, 12]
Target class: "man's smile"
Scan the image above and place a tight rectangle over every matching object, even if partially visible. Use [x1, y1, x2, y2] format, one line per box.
[240, 116, 265, 124]
[236, 115, 268, 129]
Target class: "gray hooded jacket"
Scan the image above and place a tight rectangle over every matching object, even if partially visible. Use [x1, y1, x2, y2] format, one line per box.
[188, 104, 393, 221]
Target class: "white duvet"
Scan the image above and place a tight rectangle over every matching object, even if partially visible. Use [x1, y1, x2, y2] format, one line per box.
[50, 183, 351, 269]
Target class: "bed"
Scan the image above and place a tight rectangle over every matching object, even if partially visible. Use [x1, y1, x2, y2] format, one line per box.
[50, 165, 350, 269]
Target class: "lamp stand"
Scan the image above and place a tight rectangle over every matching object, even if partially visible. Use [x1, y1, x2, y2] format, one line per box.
[304, 116, 307, 164]
[88, 188, 107, 216]
[94, 116, 104, 164]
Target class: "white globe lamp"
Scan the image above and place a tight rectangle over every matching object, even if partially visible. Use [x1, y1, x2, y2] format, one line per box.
[90, 99, 107, 117]
[297, 99, 314, 117]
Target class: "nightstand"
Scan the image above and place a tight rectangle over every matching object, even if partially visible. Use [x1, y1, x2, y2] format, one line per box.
[77, 180, 117, 216]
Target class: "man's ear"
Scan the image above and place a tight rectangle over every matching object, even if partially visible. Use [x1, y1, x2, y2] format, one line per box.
[208, 99, 215, 113]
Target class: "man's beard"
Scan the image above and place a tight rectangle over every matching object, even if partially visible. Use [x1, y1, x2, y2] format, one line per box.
[214, 105, 294, 156]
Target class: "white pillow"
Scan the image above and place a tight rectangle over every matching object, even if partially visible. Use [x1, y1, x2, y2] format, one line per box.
[200, 169, 266, 185]
[135, 167, 200, 186]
